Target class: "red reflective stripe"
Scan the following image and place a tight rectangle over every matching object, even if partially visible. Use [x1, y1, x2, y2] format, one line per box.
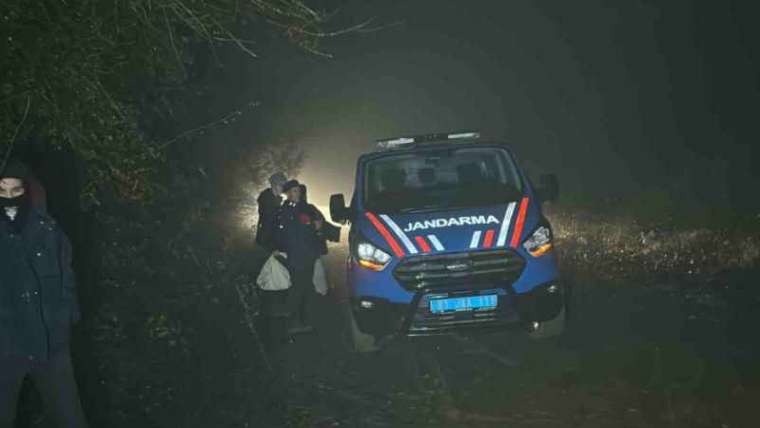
[483, 229, 495, 248]
[415, 236, 431, 253]
[365, 212, 405, 257]
[510, 197, 530, 248]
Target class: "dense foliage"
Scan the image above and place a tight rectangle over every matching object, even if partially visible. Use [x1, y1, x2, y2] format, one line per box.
[0, 0, 328, 203]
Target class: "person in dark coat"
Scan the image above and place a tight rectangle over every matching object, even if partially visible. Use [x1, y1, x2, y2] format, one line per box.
[0, 160, 88, 427]
[255, 172, 287, 250]
[255, 172, 288, 320]
[274, 180, 323, 334]
[299, 184, 340, 255]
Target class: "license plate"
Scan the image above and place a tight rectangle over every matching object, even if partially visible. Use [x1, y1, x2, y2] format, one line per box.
[429, 294, 498, 313]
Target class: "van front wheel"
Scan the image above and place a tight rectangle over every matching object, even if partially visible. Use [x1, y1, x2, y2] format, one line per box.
[526, 306, 566, 339]
[343, 304, 380, 353]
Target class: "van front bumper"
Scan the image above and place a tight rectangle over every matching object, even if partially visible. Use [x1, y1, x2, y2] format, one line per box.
[353, 281, 564, 337]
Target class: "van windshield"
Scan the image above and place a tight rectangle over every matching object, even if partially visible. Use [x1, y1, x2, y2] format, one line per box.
[363, 147, 523, 214]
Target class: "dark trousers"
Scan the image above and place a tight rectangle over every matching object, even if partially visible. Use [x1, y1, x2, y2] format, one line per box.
[287, 261, 315, 324]
[0, 350, 87, 428]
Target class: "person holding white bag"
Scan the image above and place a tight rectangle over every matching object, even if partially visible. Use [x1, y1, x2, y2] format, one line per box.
[272, 180, 324, 335]
[254, 172, 289, 319]
[257, 180, 340, 336]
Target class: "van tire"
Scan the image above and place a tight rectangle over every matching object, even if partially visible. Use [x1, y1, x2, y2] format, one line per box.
[527, 306, 566, 340]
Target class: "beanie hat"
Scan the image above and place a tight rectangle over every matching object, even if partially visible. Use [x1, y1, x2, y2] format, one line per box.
[269, 172, 287, 189]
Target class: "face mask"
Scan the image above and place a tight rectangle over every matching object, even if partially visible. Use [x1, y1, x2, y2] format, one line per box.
[0, 194, 28, 227]
[0, 194, 25, 208]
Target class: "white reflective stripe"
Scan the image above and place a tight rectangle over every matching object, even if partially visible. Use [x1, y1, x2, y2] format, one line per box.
[469, 230, 482, 249]
[427, 235, 445, 251]
[379, 214, 418, 254]
[496, 202, 517, 247]
[447, 132, 480, 139]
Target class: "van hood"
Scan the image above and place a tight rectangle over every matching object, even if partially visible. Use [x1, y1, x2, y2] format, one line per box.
[362, 197, 537, 256]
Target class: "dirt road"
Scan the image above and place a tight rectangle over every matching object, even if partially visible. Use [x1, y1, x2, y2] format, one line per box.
[251, 245, 760, 428]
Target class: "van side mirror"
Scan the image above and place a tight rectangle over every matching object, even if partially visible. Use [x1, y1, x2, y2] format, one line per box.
[537, 174, 559, 202]
[330, 194, 350, 223]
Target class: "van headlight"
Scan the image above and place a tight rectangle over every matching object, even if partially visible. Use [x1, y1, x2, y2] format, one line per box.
[356, 241, 392, 271]
[523, 226, 553, 257]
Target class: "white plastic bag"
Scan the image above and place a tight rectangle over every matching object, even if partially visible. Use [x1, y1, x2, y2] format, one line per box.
[313, 257, 329, 295]
[257, 254, 291, 291]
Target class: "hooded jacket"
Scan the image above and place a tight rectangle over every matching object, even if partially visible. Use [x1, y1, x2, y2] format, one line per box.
[0, 208, 80, 361]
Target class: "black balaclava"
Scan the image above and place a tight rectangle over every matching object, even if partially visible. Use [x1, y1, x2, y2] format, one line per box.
[0, 192, 30, 232]
[1, 159, 32, 232]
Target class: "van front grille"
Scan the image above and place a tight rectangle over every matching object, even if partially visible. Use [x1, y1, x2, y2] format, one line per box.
[393, 249, 525, 291]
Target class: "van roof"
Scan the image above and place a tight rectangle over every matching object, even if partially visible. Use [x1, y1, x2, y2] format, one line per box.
[360, 139, 513, 162]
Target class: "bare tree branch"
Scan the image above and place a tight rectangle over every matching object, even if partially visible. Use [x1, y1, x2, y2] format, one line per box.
[1, 96, 31, 173]
[157, 101, 261, 149]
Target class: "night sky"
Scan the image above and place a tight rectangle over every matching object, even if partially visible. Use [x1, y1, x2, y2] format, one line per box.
[229, 0, 759, 212]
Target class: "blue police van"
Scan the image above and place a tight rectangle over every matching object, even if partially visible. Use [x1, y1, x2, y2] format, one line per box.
[330, 132, 564, 346]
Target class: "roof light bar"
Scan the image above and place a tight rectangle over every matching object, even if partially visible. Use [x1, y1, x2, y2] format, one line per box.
[375, 131, 480, 150]
[448, 132, 480, 139]
[376, 137, 415, 150]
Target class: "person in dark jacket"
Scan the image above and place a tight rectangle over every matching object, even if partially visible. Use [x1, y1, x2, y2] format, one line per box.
[0, 160, 88, 427]
[299, 184, 340, 255]
[255, 172, 287, 250]
[274, 180, 323, 334]
[255, 172, 288, 320]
